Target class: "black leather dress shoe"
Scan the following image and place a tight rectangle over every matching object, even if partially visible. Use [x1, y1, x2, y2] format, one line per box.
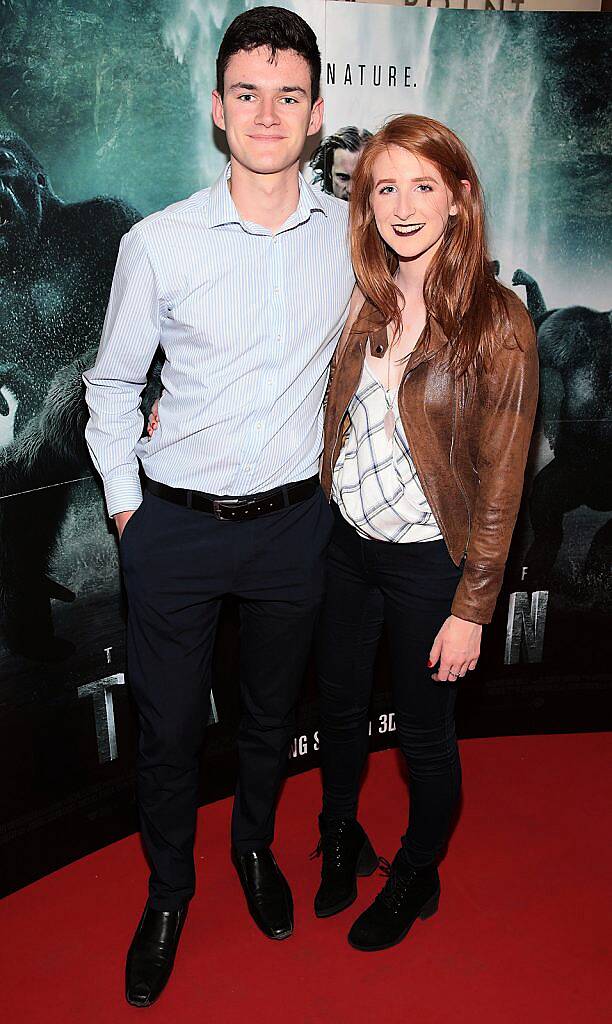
[348, 852, 439, 952]
[233, 848, 293, 940]
[313, 815, 379, 918]
[125, 903, 188, 1007]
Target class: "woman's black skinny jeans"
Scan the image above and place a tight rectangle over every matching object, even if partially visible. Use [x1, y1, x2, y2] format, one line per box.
[316, 505, 464, 868]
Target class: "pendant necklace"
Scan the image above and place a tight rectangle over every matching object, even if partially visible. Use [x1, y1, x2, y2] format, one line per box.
[383, 338, 396, 442]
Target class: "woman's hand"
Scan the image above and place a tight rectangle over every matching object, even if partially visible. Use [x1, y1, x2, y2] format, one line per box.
[428, 615, 482, 682]
[147, 399, 160, 436]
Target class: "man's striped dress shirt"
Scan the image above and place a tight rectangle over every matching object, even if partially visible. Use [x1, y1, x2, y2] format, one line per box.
[83, 164, 354, 517]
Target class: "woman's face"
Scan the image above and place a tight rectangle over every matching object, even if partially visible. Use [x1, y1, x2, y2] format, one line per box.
[369, 145, 458, 263]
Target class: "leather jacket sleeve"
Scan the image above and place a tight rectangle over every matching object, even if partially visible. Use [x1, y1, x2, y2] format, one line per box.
[451, 302, 539, 624]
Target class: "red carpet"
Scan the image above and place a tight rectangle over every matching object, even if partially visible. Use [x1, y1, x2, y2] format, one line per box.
[2, 734, 610, 1023]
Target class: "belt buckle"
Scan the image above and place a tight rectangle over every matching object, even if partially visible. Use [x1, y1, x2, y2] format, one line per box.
[212, 497, 244, 521]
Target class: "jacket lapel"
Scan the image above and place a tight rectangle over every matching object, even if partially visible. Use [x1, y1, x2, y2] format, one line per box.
[403, 315, 450, 375]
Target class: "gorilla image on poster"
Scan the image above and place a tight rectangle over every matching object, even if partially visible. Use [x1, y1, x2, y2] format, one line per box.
[0, 132, 146, 660]
[512, 269, 611, 605]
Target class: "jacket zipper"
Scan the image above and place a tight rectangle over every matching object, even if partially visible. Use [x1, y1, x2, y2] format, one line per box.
[449, 374, 472, 557]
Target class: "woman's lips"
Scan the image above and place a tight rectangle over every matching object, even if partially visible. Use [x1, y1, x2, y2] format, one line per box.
[392, 223, 425, 237]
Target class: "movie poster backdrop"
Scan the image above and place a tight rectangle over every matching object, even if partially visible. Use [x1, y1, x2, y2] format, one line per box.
[0, 1, 609, 895]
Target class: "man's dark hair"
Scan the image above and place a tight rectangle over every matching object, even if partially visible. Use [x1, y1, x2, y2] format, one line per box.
[310, 126, 373, 193]
[216, 6, 321, 105]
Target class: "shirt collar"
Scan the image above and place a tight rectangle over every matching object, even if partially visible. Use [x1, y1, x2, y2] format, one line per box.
[206, 162, 326, 233]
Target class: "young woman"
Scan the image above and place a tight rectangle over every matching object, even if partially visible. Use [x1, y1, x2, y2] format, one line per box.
[313, 114, 538, 952]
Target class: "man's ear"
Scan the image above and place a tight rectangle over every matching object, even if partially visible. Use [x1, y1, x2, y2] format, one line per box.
[212, 90, 225, 132]
[307, 96, 324, 138]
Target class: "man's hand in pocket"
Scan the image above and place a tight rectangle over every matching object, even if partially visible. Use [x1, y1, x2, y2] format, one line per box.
[114, 509, 137, 539]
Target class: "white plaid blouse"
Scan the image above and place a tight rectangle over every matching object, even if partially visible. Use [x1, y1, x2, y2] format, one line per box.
[332, 357, 442, 543]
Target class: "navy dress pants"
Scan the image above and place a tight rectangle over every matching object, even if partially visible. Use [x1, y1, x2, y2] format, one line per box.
[121, 485, 332, 911]
[317, 505, 464, 868]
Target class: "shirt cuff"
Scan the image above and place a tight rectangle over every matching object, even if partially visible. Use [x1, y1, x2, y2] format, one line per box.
[104, 474, 143, 519]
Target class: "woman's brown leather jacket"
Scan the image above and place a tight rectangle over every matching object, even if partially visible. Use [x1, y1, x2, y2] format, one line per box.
[320, 290, 539, 624]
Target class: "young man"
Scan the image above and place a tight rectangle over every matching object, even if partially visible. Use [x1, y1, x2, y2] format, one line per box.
[83, 7, 354, 1008]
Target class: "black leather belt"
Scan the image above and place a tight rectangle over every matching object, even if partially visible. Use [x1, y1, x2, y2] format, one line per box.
[144, 475, 319, 522]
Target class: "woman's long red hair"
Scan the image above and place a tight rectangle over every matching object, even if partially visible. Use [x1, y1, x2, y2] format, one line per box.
[350, 114, 511, 375]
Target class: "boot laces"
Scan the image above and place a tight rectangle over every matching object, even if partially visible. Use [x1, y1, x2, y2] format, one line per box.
[308, 821, 351, 871]
[376, 859, 417, 914]
[378, 856, 392, 875]
[309, 827, 347, 868]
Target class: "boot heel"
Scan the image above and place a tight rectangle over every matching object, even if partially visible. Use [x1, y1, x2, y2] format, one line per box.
[419, 890, 440, 920]
[356, 837, 379, 877]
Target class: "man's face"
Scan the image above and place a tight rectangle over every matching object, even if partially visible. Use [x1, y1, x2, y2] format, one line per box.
[212, 47, 323, 176]
[330, 148, 362, 200]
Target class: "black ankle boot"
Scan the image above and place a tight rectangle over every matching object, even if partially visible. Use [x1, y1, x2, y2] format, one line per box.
[312, 814, 379, 918]
[348, 851, 439, 952]
[125, 903, 188, 1007]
